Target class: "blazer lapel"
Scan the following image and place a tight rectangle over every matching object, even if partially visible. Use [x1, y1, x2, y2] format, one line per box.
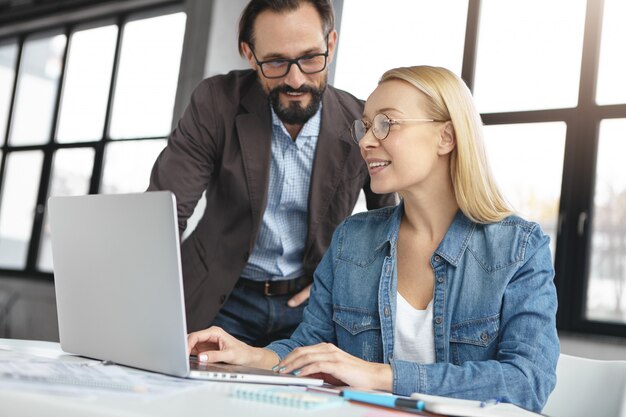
[236, 81, 272, 245]
[307, 87, 354, 250]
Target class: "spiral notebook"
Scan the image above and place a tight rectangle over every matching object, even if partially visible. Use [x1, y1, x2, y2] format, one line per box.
[233, 386, 344, 410]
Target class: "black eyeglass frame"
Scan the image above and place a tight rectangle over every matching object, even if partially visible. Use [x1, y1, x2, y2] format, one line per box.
[249, 36, 330, 79]
[351, 113, 448, 144]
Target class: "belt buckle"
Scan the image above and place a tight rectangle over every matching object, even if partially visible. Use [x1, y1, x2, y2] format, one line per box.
[263, 281, 273, 296]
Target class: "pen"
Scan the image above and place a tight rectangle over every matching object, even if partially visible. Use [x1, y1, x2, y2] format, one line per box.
[342, 389, 425, 411]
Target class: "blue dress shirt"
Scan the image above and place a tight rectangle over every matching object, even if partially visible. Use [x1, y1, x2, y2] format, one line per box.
[241, 107, 321, 281]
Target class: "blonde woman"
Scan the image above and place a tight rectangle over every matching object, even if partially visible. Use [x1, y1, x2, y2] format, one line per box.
[187, 66, 559, 412]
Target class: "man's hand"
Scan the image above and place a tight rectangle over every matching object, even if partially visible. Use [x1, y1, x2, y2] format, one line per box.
[287, 283, 311, 307]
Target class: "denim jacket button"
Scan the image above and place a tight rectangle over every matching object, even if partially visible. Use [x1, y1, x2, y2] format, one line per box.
[385, 264, 391, 274]
[435, 317, 443, 325]
[434, 255, 441, 262]
[384, 307, 390, 317]
[481, 332, 489, 342]
[437, 276, 444, 283]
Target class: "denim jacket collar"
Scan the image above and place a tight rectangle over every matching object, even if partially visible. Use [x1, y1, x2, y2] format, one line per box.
[381, 201, 476, 266]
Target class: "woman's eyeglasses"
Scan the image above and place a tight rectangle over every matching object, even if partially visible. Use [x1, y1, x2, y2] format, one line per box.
[351, 113, 447, 144]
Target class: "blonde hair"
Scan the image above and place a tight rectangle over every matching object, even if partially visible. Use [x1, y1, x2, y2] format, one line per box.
[379, 65, 513, 224]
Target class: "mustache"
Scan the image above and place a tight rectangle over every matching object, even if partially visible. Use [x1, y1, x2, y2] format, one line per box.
[271, 84, 317, 95]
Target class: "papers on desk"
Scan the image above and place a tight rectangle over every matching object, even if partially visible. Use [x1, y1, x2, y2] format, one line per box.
[0, 350, 201, 398]
[410, 393, 545, 417]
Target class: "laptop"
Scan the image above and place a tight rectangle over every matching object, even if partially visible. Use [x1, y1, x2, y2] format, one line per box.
[48, 191, 323, 386]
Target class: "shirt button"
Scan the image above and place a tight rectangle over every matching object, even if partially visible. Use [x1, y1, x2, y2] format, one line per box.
[435, 317, 443, 325]
[437, 276, 444, 283]
[384, 307, 390, 317]
[434, 255, 441, 262]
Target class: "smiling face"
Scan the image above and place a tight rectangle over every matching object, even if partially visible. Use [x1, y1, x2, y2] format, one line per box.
[359, 79, 455, 197]
[240, 3, 337, 128]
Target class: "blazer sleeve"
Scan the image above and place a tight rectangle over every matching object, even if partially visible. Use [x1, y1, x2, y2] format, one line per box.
[147, 80, 218, 233]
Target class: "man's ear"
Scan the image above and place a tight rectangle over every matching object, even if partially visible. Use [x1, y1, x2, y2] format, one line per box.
[240, 42, 257, 69]
[326, 29, 338, 64]
[438, 121, 456, 156]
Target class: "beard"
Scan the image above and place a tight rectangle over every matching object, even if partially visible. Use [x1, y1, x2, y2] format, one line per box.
[268, 81, 326, 125]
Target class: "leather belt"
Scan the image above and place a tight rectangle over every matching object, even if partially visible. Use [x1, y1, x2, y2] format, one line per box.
[237, 276, 312, 297]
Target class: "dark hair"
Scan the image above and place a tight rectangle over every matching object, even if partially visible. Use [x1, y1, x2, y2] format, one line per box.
[238, 0, 334, 56]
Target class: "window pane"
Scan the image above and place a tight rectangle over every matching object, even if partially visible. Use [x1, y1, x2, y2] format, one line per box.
[586, 119, 626, 323]
[101, 139, 166, 194]
[9, 33, 66, 146]
[483, 122, 566, 257]
[334, 0, 468, 100]
[56, 25, 118, 143]
[109, 13, 186, 139]
[38, 148, 95, 271]
[0, 151, 44, 269]
[474, 0, 586, 113]
[596, 0, 626, 105]
[0, 41, 18, 145]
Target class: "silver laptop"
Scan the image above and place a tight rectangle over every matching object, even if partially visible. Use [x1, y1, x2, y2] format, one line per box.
[48, 191, 322, 386]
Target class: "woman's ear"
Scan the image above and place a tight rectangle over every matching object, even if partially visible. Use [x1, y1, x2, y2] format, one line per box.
[438, 121, 456, 156]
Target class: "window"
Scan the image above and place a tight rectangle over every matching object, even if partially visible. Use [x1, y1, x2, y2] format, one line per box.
[483, 122, 566, 258]
[473, 0, 586, 113]
[587, 118, 626, 324]
[334, 0, 468, 101]
[0, 6, 186, 275]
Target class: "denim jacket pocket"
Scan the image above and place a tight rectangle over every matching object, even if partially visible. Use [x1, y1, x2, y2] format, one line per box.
[333, 306, 382, 362]
[449, 314, 500, 365]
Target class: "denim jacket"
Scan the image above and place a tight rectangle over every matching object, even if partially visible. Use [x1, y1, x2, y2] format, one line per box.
[267, 202, 559, 412]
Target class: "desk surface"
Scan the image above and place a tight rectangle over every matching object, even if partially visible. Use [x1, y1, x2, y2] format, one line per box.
[0, 338, 408, 417]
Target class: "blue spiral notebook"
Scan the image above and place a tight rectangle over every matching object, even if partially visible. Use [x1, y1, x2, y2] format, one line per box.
[232, 386, 344, 410]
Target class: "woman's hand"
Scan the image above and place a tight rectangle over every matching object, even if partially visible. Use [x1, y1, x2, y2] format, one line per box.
[187, 326, 278, 369]
[275, 342, 393, 391]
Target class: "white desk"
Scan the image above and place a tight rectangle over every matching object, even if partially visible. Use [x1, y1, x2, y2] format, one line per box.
[0, 338, 405, 417]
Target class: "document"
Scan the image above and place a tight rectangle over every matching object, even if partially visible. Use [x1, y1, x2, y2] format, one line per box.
[0, 350, 201, 398]
[410, 393, 545, 417]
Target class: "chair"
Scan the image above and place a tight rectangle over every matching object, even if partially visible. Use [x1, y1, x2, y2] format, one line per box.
[543, 353, 626, 417]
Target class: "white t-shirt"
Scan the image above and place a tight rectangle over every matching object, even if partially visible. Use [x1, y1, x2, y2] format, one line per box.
[393, 292, 436, 364]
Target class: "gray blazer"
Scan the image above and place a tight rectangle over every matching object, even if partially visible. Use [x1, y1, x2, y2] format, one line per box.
[148, 69, 396, 331]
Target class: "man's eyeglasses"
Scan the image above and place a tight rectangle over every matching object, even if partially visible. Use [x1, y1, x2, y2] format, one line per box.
[351, 113, 447, 144]
[250, 39, 329, 79]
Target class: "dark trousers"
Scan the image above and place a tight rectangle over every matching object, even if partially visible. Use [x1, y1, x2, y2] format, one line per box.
[210, 281, 308, 347]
